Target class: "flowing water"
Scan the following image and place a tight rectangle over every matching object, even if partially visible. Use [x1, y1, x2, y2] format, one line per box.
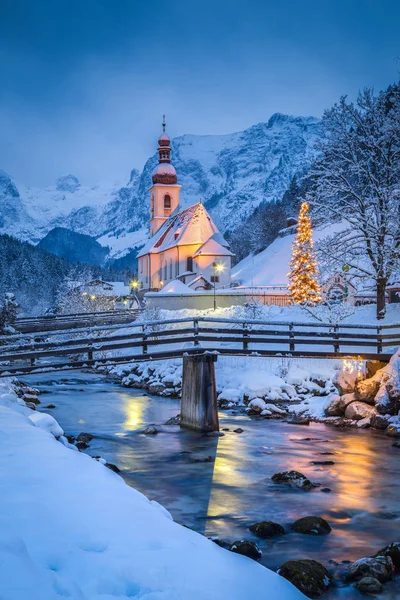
[24, 370, 400, 599]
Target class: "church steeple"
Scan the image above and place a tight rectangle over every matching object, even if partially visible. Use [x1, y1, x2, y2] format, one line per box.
[152, 115, 177, 184]
[149, 117, 181, 236]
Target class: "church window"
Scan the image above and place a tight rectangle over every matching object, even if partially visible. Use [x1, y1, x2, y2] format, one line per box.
[175, 259, 179, 277]
[164, 261, 167, 280]
[151, 195, 155, 217]
[164, 195, 171, 216]
[169, 259, 173, 279]
[186, 257, 193, 272]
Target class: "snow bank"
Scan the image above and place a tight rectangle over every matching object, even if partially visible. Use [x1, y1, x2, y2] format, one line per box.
[0, 380, 305, 600]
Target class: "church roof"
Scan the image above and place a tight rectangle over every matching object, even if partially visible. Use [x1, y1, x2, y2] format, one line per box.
[138, 202, 228, 257]
[193, 233, 234, 257]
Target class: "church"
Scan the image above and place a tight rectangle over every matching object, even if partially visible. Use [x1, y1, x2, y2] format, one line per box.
[137, 119, 233, 291]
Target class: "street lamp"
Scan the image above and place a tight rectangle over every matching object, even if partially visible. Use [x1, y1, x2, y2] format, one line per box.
[130, 280, 139, 291]
[213, 262, 225, 310]
[129, 280, 140, 309]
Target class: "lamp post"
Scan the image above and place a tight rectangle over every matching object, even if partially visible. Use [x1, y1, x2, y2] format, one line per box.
[213, 262, 225, 311]
[129, 280, 139, 309]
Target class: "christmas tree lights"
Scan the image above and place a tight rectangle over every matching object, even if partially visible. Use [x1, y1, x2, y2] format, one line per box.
[288, 202, 322, 304]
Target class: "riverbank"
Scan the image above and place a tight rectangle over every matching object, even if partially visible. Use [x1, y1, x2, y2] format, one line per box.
[0, 376, 306, 600]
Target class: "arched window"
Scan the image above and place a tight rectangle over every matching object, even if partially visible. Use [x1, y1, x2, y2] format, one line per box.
[164, 261, 167, 280]
[151, 195, 155, 217]
[169, 259, 173, 279]
[164, 194, 171, 216]
[186, 257, 193, 272]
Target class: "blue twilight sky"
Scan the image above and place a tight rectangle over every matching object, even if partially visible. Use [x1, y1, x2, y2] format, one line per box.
[0, 0, 399, 186]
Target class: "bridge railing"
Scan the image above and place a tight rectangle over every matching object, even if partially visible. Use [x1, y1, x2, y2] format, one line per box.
[0, 316, 400, 377]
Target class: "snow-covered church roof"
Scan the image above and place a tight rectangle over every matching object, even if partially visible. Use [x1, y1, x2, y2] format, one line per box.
[138, 202, 230, 257]
[194, 233, 234, 257]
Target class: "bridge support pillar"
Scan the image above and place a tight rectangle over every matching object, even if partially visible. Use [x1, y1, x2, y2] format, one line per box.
[181, 354, 219, 432]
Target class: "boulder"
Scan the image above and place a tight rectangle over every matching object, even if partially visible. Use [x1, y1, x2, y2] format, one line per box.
[211, 538, 230, 550]
[325, 392, 357, 417]
[278, 559, 332, 598]
[345, 402, 376, 421]
[291, 516, 331, 535]
[355, 378, 381, 404]
[23, 394, 40, 405]
[44, 404, 56, 409]
[375, 382, 400, 415]
[323, 393, 342, 417]
[105, 463, 120, 473]
[230, 540, 261, 560]
[143, 425, 158, 435]
[373, 542, 400, 569]
[370, 413, 391, 430]
[271, 470, 315, 491]
[233, 428, 244, 433]
[75, 441, 89, 451]
[76, 432, 93, 443]
[188, 455, 214, 463]
[286, 416, 310, 425]
[334, 370, 359, 395]
[249, 521, 285, 538]
[354, 576, 383, 594]
[345, 556, 393, 583]
[374, 385, 398, 415]
[148, 383, 166, 395]
[366, 360, 388, 379]
[386, 424, 400, 438]
[356, 416, 371, 429]
[164, 414, 180, 425]
[24, 402, 37, 410]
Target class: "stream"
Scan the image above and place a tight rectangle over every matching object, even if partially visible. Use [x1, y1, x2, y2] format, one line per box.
[23, 370, 400, 599]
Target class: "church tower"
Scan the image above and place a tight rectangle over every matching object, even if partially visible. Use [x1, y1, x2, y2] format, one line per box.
[149, 116, 181, 236]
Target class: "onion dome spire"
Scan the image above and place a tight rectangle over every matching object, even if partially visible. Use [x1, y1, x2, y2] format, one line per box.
[152, 115, 178, 185]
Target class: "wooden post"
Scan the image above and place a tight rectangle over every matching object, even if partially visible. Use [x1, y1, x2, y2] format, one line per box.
[142, 325, 148, 354]
[289, 323, 295, 352]
[243, 322, 249, 351]
[193, 318, 200, 346]
[333, 325, 339, 353]
[181, 354, 219, 432]
[377, 326, 382, 354]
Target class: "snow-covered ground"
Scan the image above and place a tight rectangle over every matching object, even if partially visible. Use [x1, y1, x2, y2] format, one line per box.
[0, 379, 305, 600]
[232, 222, 346, 287]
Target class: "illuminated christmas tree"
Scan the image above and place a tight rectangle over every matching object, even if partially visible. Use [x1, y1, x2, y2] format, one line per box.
[288, 202, 322, 304]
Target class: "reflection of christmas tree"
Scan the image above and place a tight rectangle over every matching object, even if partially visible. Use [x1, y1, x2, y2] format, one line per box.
[288, 202, 322, 304]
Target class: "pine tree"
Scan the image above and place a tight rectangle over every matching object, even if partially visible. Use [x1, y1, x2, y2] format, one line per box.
[288, 202, 322, 304]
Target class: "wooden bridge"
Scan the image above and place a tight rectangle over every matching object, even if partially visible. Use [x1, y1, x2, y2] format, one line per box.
[1, 315, 399, 433]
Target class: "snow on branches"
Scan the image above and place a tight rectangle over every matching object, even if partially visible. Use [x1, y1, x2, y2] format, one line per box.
[288, 202, 322, 305]
[308, 84, 400, 319]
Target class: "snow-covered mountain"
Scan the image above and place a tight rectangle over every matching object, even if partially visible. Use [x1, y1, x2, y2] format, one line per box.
[0, 113, 321, 261]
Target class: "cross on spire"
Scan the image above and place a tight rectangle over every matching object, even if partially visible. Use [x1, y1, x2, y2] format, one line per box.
[162, 114, 166, 133]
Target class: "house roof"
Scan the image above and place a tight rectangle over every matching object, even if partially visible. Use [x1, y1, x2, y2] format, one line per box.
[73, 280, 130, 297]
[158, 280, 196, 294]
[137, 202, 230, 257]
[187, 274, 212, 288]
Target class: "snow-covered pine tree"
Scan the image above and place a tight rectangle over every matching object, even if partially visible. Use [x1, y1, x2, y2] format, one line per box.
[288, 201, 322, 304]
[307, 84, 400, 319]
[0, 292, 19, 332]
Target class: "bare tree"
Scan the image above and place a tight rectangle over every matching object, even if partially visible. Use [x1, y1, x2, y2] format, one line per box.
[307, 84, 400, 319]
